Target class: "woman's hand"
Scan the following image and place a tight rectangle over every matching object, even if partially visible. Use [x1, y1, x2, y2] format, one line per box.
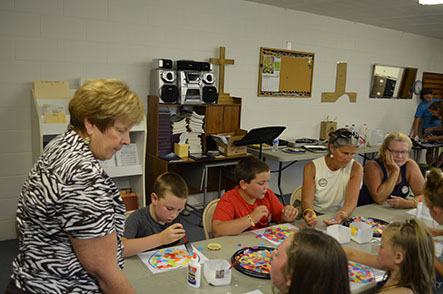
[323, 213, 347, 226]
[385, 150, 400, 174]
[386, 196, 412, 209]
[303, 210, 317, 227]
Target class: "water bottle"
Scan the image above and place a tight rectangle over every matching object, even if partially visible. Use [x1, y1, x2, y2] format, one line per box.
[272, 139, 279, 152]
[358, 124, 368, 147]
[368, 128, 383, 147]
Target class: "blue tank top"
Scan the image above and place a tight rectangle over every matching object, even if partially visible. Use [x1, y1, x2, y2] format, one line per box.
[358, 158, 409, 206]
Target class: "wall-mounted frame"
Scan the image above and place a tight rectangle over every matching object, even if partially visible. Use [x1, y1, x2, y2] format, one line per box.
[258, 47, 314, 97]
[369, 64, 417, 99]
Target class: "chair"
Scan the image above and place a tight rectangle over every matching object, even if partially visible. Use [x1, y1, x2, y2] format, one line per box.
[290, 186, 303, 220]
[202, 199, 220, 240]
[290, 185, 303, 206]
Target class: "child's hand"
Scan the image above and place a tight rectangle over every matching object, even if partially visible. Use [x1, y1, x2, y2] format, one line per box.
[303, 211, 317, 227]
[159, 223, 185, 245]
[281, 205, 298, 222]
[250, 205, 269, 224]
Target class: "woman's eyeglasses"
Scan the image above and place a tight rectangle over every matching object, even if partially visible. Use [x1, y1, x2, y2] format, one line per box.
[387, 148, 409, 155]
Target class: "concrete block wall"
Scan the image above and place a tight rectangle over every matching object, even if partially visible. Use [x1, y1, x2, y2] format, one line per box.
[0, 0, 442, 240]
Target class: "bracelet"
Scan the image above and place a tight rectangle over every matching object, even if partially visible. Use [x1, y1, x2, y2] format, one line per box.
[247, 215, 255, 227]
[302, 208, 315, 217]
[207, 243, 222, 251]
[336, 210, 348, 219]
[411, 198, 418, 208]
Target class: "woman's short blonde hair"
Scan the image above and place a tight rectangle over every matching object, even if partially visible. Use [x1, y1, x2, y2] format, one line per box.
[69, 79, 144, 133]
[378, 132, 412, 162]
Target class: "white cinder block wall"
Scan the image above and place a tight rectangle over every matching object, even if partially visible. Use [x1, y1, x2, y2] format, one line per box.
[0, 0, 442, 240]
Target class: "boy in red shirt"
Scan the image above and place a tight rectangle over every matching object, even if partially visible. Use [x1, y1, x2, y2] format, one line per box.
[212, 156, 298, 237]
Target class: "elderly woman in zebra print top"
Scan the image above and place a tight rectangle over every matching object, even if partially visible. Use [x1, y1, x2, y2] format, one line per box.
[7, 79, 144, 294]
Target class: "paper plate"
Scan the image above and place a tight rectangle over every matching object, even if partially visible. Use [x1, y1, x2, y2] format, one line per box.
[342, 216, 388, 237]
[231, 246, 274, 279]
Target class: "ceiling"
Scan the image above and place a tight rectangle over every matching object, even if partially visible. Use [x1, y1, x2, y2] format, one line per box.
[244, 0, 443, 40]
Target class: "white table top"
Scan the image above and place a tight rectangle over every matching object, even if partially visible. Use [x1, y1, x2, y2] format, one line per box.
[247, 145, 380, 163]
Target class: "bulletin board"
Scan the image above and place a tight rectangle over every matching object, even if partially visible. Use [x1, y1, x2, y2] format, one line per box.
[258, 47, 314, 97]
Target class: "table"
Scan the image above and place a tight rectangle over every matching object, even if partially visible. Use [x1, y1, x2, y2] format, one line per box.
[247, 146, 380, 204]
[182, 159, 241, 208]
[123, 203, 410, 294]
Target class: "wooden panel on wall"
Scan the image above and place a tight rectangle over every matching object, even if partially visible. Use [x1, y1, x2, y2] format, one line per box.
[423, 72, 443, 99]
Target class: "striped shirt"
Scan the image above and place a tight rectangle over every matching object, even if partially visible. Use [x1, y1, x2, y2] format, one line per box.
[12, 130, 126, 293]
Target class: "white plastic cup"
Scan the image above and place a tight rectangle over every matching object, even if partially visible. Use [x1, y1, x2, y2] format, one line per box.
[350, 222, 373, 244]
[203, 259, 232, 286]
[327, 224, 351, 244]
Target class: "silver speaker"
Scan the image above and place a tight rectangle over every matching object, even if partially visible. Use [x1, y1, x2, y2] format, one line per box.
[178, 70, 202, 104]
[150, 69, 179, 103]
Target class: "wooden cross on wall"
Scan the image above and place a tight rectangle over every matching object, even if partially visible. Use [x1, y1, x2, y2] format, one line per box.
[210, 46, 235, 104]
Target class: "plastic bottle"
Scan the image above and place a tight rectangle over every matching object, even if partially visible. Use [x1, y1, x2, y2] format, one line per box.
[368, 128, 383, 147]
[187, 253, 201, 288]
[415, 198, 423, 219]
[272, 139, 279, 152]
[358, 124, 368, 147]
[351, 123, 357, 133]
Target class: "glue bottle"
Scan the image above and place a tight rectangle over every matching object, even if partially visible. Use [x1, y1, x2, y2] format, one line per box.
[415, 198, 423, 219]
[272, 139, 279, 152]
[187, 252, 201, 288]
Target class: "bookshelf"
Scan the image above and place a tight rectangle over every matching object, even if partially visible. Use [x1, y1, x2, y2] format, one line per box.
[31, 90, 147, 212]
[146, 96, 245, 204]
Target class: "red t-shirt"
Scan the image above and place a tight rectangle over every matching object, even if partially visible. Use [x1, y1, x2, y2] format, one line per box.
[212, 185, 284, 229]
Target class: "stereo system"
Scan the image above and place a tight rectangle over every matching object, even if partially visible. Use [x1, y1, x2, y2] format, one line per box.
[151, 59, 218, 104]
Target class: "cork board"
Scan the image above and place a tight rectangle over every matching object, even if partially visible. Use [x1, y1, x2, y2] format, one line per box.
[258, 47, 314, 97]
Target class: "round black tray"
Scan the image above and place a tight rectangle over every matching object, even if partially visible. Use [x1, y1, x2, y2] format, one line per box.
[231, 246, 275, 279]
[342, 216, 389, 238]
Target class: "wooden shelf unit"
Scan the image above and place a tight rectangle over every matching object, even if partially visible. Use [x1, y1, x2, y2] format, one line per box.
[146, 96, 243, 202]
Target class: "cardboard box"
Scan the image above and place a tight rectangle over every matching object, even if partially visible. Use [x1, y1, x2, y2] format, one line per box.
[174, 143, 189, 158]
[212, 129, 247, 156]
[320, 121, 337, 140]
[33, 80, 70, 99]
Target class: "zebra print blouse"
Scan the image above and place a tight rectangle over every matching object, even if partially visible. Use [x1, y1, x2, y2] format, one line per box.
[12, 130, 126, 293]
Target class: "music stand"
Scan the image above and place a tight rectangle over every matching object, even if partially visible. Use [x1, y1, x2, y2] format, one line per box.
[234, 126, 286, 159]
